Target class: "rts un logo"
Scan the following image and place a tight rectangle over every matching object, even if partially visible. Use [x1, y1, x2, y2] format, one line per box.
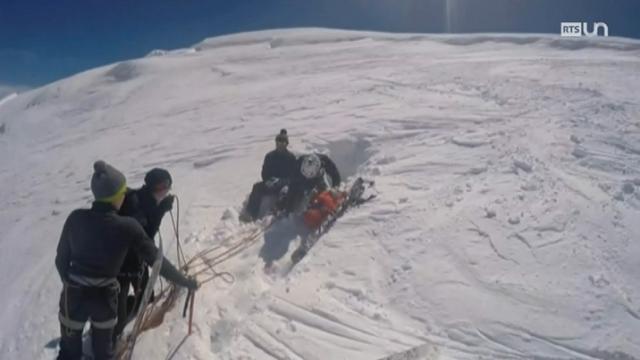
[561, 22, 609, 37]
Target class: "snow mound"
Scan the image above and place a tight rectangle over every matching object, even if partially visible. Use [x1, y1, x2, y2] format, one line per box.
[106, 61, 142, 82]
[0, 92, 18, 108]
[146, 48, 198, 57]
[310, 136, 374, 180]
[193, 28, 640, 54]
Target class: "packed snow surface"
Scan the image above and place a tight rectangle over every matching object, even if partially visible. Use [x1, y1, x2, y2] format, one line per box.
[1, 29, 640, 359]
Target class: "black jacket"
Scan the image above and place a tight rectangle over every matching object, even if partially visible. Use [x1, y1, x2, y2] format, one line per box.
[319, 154, 341, 187]
[120, 187, 165, 239]
[55, 202, 189, 287]
[292, 153, 341, 192]
[284, 154, 341, 213]
[118, 186, 166, 274]
[261, 149, 297, 182]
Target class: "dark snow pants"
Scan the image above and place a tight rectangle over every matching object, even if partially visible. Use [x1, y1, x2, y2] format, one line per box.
[247, 181, 286, 219]
[57, 280, 119, 360]
[113, 267, 149, 342]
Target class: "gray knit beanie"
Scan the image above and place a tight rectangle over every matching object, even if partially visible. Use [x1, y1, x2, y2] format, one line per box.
[91, 160, 126, 201]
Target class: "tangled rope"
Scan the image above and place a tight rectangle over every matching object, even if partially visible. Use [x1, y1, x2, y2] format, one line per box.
[116, 195, 277, 359]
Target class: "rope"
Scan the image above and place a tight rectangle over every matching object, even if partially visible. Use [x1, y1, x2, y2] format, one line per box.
[117, 178, 374, 359]
[164, 334, 189, 360]
[199, 261, 235, 285]
[170, 196, 188, 270]
[118, 197, 283, 359]
[144, 231, 163, 314]
[188, 291, 195, 335]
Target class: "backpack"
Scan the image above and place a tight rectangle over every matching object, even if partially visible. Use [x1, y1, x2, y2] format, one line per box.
[303, 190, 346, 229]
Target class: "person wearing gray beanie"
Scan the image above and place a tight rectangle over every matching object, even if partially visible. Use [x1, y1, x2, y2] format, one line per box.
[91, 160, 127, 205]
[54, 161, 197, 360]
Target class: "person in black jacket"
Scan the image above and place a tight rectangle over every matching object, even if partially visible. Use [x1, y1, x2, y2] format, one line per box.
[285, 153, 341, 213]
[242, 129, 297, 221]
[113, 168, 174, 341]
[55, 161, 196, 360]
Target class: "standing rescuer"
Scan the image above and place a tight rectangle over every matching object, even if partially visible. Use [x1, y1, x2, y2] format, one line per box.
[55, 161, 197, 360]
[113, 168, 175, 342]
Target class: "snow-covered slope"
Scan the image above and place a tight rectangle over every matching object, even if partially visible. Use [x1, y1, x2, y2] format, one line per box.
[0, 93, 18, 109]
[1, 28, 640, 359]
[0, 83, 29, 105]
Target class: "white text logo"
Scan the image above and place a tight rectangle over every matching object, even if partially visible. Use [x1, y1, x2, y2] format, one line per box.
[561, 22, 609, 37]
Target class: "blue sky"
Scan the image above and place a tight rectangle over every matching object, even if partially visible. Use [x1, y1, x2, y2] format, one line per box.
[1, 0, 639, 89]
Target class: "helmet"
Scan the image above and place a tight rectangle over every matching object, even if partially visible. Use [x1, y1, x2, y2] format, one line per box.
[300, 154, 322, 179]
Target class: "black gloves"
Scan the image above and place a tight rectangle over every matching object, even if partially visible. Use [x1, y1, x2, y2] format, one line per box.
[185, 277, 198, 291]
[279, 185, 289, 198]
[160, 258, 198, 290]
[265, 177, 280, 189]
[158, 195, 175, 213]
[266, 177, 289, 190]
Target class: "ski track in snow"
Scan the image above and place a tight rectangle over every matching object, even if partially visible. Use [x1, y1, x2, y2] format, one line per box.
[0, 29, 640, 359]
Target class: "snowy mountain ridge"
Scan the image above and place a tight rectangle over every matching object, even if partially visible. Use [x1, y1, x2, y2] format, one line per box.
[1, 28, 640, 359]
